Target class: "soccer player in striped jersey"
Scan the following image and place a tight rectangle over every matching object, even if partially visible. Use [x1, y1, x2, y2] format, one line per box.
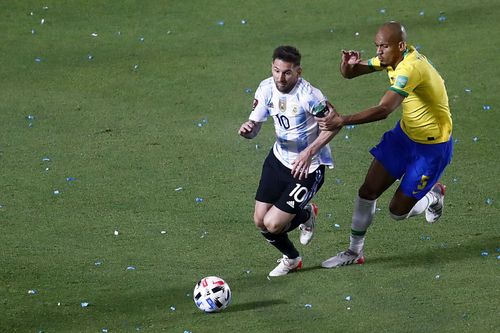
[238, 45, 340, 277]
[318, 21, 453, 268]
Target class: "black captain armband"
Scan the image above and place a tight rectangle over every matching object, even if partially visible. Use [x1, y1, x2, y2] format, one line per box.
[312, 101, 329, 118]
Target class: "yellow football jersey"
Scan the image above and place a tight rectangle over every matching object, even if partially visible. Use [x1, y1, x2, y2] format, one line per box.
[368, 46, 452, 144]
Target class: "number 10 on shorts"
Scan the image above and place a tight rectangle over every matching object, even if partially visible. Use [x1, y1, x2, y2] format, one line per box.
[289, 183, 308, 203]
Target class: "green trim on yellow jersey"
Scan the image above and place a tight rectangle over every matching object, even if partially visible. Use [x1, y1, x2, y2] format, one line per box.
[389, 87, 408, 97]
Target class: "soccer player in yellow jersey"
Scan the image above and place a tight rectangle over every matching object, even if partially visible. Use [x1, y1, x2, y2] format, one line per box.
[318, 21, 453, 268]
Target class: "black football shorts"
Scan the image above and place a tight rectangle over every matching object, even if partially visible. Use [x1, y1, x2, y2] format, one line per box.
[255, 150, 325, 214]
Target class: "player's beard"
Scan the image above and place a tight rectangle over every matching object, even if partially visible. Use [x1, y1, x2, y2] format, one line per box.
[275, 80, 296, 94]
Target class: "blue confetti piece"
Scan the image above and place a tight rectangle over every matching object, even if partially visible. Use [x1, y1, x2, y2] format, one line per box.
[241, 19, 247, 24]
[28, 289, 38, 295]
[66, 177, 76, 182]
[195, 197, 204, 203]
[245, 88, 252, 93]
[480, 251, 489, 257]
[345, 296, 352, 301]
[87, 54, 94, 60]
[170, 306, 176, 311]
[485, 198, 493, 205]
[482, 105, 491, 111]
[464, 88, 472, 93]
[95, 260, 102, 266]
[379, 8, 386, 14]
[217, 20, 225, 26]
[472, 136, 479, 142]
[35, 57, 42, 63]
[304, 303, 312, 309]
[438, 12, 446, 23]
[31, 29, 36, 34]
[80, 302, 90, 307]
[419, 10, 425, 16]
[102, 329, 109, 333]
[53, 190, 61, 195]
[139, 36, 145, 42]
[126, 266, 136, 270]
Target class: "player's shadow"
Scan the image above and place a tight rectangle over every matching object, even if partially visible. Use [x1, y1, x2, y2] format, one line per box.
[225, 299, 288, 313]
[299, 265, 324, 273]
[367, 234, 499, 267]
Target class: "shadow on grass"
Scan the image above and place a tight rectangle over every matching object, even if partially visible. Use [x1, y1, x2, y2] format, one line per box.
[225, 299, 288, 313]
[367, 234, 500, 267]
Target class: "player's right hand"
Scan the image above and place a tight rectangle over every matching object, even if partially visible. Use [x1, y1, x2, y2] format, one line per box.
[238, 121, 256, 139]
[342, 50, 362, 65]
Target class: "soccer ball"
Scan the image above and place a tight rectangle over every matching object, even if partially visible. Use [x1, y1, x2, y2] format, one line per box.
[193, 276, 231, 313]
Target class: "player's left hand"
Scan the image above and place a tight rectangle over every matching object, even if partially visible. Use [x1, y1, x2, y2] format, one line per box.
[291, 152, 312, 180]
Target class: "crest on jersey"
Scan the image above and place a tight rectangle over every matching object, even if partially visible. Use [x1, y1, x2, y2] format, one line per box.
[279, 97, 287, 112]
[292, 104, 299, 114]
[395, 75, 408, 89]
[252, 98, 258, 110]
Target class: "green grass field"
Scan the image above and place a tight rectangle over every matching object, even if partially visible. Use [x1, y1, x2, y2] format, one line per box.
[1, 1, 499, 332]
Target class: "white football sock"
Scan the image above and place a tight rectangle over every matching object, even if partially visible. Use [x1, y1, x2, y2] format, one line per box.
[406, 191, 438, 218]
[348, 195, 376, 254]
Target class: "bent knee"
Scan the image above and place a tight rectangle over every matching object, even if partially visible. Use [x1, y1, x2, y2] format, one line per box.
[389, 211, 407, 221]
[264, 220, 283, 234]
[253, 214, 265, 230]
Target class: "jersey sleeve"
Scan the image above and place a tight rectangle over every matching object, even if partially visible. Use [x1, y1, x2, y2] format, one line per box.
[389, 63, 421, 97]
[367, 56, 385, 71]
[307, 87, 327, 113]
[248, 84, 269, 122]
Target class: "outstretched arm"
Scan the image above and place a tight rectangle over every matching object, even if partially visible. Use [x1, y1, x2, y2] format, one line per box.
[317, 90, 405, 131]
[340, 50, 375, 79]
[238, 120, 262, 139]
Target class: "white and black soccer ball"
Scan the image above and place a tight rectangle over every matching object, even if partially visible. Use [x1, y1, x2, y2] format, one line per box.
[193, 276, 231, 313]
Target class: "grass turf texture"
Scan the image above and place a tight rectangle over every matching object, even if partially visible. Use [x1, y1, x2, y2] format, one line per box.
[1, 1, 499, 332]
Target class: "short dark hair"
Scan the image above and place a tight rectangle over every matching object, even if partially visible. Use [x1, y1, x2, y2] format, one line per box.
[273, 45, 301, 66]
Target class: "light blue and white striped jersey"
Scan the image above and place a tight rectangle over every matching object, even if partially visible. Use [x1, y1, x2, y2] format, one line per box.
[249, 77, 334, 172]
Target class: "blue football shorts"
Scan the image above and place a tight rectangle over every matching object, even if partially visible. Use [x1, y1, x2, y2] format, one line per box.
[255, 150, 325, 214]
[370, 121, 453, 200]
